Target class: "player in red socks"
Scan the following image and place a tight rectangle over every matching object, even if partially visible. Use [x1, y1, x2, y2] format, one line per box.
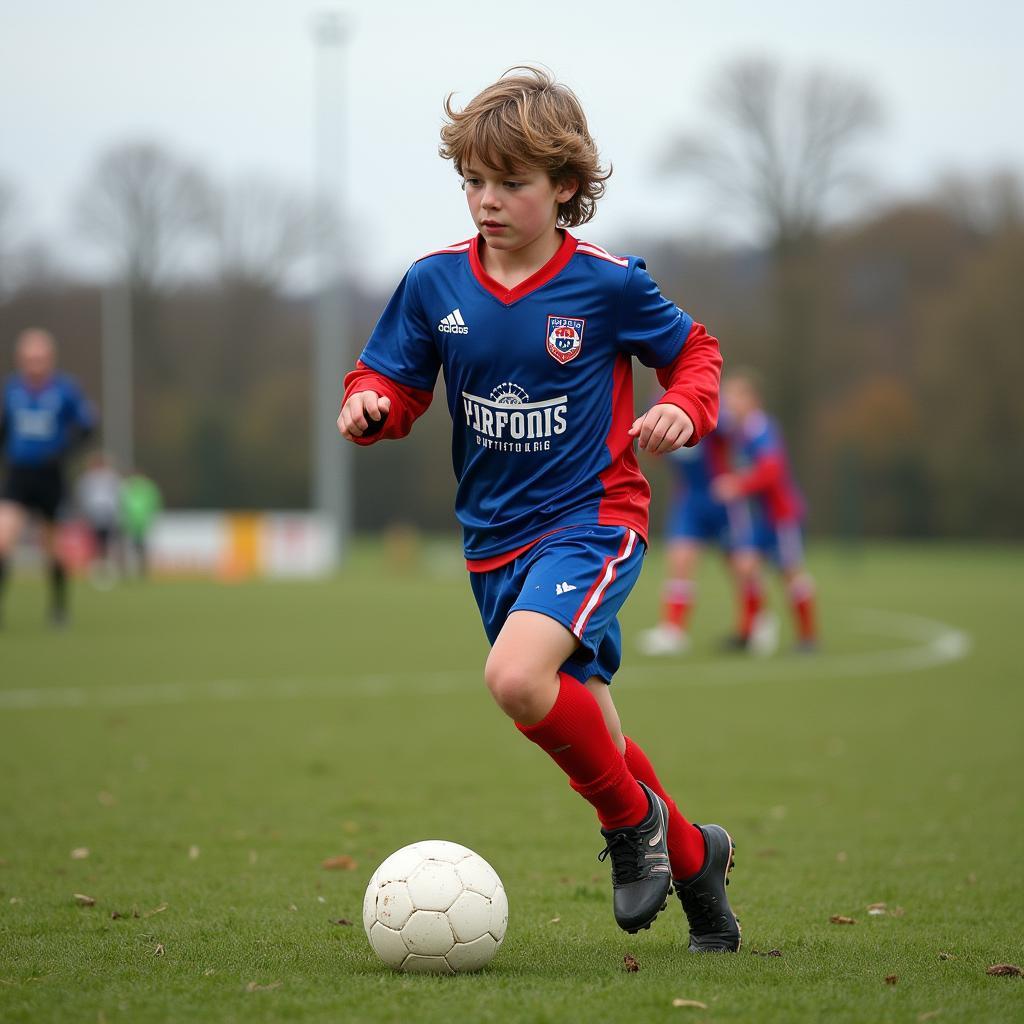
[338, 68, 739, 947]
[638, 428, 773, 656]
[714, 372, 818, 651]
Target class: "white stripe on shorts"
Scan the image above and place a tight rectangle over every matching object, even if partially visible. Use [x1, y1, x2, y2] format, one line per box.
[572, 528, 638, 639]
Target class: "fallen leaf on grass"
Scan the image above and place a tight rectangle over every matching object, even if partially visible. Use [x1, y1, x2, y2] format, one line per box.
[885, 974, 898, 985]
[188, 846, 200, 861]
[548, 916, 561, 924]
[623, 955, 640, 973]
[938, 952, 956, 961]
[9, 897, 21, 904]
[153, 944, 165, 957]
[331, 918, 353, 926]
[203, 968, 216, 976]
[830, 915, 856, 925]
[143, 903, 168, 918]
[73, 893, 96, 906]
[70, 847, 89, 860]
[986, 963, 1022, 977]
[321, 855, 357, 871]
[867, 902, 887, 915]
[246, 980, 282, 992]
[288, 904, 298, 912]
[890, 906, 906, 917]
[672, 999, 708, 1009]
[917, 1012, 942, 1022]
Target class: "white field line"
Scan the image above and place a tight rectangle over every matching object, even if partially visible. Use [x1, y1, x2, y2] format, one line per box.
[0, 608, 971, 713]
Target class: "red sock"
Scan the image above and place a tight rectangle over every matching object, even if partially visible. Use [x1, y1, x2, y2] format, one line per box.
[516, 674, 649, 830]
[662, 579, 694, 629]
[623, 737, 706, 880]
[789, 576, 817, 641]
[738, 578, 764, 639]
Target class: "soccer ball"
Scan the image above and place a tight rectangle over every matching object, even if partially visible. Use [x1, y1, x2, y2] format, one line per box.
[362, 840, 508, 974]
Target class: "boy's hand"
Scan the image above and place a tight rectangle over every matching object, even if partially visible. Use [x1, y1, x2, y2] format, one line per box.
[338, 391, 391, 441]
[628, 403, 694, 454]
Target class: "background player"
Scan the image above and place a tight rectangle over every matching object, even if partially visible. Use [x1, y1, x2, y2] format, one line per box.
[713, 370, 818, 651]
[638, 426, 770, 655]
[120, 468, 162, 578]
[76, 450, 123, 586]
[0, 328, 96, 626]
[337, 67, 740, 951]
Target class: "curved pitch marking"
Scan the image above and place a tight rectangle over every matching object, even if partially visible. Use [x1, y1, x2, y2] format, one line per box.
[0, 609, 971, 712]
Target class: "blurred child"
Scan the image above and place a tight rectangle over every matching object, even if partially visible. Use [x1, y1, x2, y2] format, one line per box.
[714, 371, 818, 651]
[337, 67, 739, 950]
[638, 427, 772, 656]
[76, 450, 122, 586]
[120, 470, 162, 578]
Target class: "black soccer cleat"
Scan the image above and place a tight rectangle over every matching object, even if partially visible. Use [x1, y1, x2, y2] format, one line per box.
[674, 824, 741, 952]
[598, 781, 673, 933]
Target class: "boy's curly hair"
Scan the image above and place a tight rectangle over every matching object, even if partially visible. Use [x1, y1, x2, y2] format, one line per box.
[439, 66, 611, 227]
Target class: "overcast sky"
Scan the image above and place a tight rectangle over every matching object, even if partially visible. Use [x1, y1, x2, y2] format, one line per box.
[3, 0, 1022, 287]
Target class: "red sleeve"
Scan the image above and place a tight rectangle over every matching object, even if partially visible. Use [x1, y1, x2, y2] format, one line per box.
[734, 453, 784, 496]
[341, 360, 433, 445]
[654, 321, 722, 445]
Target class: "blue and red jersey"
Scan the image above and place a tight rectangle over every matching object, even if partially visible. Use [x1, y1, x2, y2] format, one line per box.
[667, 428, 731, 496]
[731, 411, 804, 525]
[344, 231, 721, 566]
[1, 372, 95, 467]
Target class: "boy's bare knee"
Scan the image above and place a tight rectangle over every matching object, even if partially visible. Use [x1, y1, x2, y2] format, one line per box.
[484, 652, 558, 722]
[484, 655, 531, 716]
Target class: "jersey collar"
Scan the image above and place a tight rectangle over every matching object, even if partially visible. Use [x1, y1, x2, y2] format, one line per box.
[468, 230, 578, 305]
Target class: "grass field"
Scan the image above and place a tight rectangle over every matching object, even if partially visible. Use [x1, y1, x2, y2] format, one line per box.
[0, 541, 1022, 1023]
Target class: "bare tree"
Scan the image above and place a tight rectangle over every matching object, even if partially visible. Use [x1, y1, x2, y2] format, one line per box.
[663, 57, 881, 252]
[936, 169, 1024, 236]
[209, 175, 321, 292]
[74, 141, 212, 293]
[0, 179, 31, 299]
[661, 57, 881, 463]
[74, 141, 212, 469]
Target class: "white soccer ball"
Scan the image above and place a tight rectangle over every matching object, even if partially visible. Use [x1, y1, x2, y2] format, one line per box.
[362, 840, 508, 974]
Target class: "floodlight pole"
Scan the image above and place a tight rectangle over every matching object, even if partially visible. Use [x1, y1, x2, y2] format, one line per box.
[312, 9, 352, 568]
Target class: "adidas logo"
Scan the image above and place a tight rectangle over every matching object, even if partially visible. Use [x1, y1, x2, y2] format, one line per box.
[438, 308, 469, 334]
[555, 581, 577, 595]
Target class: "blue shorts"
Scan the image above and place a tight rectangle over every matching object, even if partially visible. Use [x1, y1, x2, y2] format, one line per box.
[667, 491, 754, 552]
[469, 525, 645, 685]
[754, 518, 805, 570]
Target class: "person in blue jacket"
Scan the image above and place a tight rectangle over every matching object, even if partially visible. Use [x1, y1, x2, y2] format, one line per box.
[0, 328, 96, 626]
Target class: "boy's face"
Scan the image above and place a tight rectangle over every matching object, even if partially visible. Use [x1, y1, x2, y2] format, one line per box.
[723, 379, 760, 422]
[462, 159, 577, 254]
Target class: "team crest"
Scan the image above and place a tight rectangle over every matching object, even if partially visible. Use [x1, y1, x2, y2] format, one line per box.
[546, 316, 585, 364]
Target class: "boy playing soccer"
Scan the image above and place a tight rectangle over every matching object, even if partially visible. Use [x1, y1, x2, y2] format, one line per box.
[338, 67, 739, 949]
